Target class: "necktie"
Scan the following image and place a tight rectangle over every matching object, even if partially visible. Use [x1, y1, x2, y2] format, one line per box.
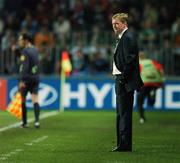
[114, 39, 119, 53]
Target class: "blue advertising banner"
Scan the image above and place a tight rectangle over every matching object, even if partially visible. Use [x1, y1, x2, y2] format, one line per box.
[65, 78, 115, 110]
[7, 77, 180, 111]
[8, 78, 60, 110]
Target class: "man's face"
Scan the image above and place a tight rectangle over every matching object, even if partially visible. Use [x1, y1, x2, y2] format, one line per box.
[18, 35, 25, 48]
[112, 18, 126, 35]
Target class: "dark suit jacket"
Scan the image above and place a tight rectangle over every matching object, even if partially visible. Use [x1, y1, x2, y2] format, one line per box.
[114, 30, 143, 92]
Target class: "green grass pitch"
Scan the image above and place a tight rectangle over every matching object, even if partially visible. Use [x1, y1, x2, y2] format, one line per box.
[0, 110, 180, 163]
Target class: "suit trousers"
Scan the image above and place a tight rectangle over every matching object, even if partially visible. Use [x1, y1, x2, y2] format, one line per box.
[115, 78, 134, 150]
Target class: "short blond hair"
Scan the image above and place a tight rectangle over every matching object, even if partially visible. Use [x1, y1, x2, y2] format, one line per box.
[139, 51, 146, 60]
[112, 13, 128, 24]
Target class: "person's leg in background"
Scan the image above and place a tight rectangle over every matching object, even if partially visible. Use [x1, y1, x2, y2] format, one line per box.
[20, 88, 28, 128]
[30, 80, 40, 128]
[147, 87, 156, 106]
[31, 93, 40, 128]
[137, 87, 148, 123]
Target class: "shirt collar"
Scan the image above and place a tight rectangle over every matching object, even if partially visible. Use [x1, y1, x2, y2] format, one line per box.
[118, 27, 128, 39]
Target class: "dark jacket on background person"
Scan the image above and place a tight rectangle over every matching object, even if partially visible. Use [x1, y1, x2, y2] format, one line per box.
[19, 46, 39, 83]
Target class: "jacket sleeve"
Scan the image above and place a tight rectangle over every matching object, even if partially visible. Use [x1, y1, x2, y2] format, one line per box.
[122, 34, 138, 79]
[19, 52, 29, 81]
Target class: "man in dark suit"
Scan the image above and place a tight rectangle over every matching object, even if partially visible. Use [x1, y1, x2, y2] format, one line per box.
[111, 13, 143, 152]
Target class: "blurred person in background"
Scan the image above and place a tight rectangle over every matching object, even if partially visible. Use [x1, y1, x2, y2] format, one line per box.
[0, 16, 4, 37]
[171, 17, 180, 75]
[34, 25, 55, 74]
[17, 33, 40, 128]
[142, 2, 158, 27]
[71, 48, 87, 75]
[4, 13, 19, 32]
[34, 25, 54, 51]
[137, 51, 164, 124]
[90, 49, 109, 74]
[111, 13, 143, 152]
[139, 19, 157, 49]
[1, 29, 16, 74]
[70, 0, 85, 31]
[20, 13, 38, 37]
[53, 13, 71, 49]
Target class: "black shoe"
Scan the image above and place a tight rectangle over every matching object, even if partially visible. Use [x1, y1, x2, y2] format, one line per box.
[111, 146, 132, 152]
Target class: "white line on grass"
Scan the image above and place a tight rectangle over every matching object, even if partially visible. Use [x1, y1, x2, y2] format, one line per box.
[0, 111, 59, 132]
[0, 148, 23, 161]
[0, 136, 48, 161]
[24, 135, 48, 146]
